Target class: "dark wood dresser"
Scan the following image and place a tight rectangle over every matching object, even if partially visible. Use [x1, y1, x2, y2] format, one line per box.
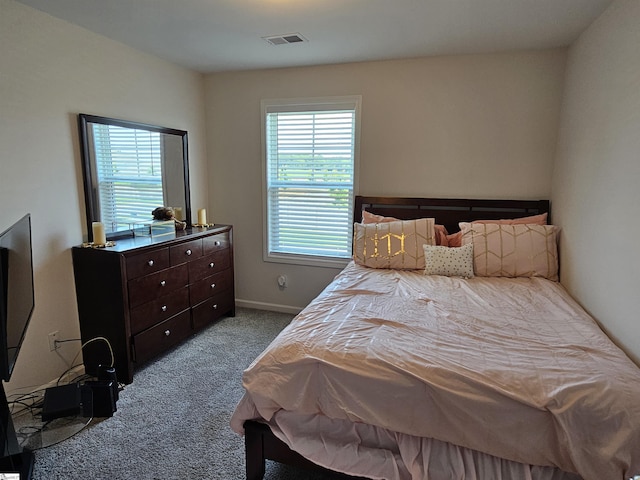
[72, 225, 234, 384]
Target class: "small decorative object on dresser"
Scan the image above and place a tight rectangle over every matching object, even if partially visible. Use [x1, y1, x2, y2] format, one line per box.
[72, 225, 235, 384]
[151, 206, 187, 231]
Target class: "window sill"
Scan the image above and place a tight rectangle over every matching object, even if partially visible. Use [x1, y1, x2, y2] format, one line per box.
[264, 252, 351, 269]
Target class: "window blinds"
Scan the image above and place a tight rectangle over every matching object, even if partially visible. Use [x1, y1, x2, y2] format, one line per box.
[265, 106, 356, 260]
[93, 124, 163, 233]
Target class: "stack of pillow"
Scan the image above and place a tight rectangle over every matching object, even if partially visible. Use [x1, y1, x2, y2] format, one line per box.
[353, 211, 559, 280]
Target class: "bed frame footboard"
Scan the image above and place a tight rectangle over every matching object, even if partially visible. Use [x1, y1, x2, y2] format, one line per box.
[244, 420, 320, 479]
[243, 420, 369, 480]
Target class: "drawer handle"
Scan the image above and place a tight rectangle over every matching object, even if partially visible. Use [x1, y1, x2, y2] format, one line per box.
[209, 262, 215, 268]
[212, 304, 218, 310]
[164, 330, 171, 336]
[161, 305, 167, 312]
[186, 249, 192, 256]
[148, 260, 154, 266]
[210, 283, 216, 289]
[160, 280, 166, 287]
[214, 241, 221, 246]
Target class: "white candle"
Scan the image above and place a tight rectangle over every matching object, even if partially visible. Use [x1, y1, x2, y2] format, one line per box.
[173, 207, 183, 221]
[92, 222, 107, 245]
[197, 208, 207, 225]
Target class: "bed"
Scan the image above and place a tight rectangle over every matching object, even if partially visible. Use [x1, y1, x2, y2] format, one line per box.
[230, 196, 640, 480]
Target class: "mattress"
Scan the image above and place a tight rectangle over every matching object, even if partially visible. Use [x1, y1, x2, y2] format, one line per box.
[231, 262, 640, 480]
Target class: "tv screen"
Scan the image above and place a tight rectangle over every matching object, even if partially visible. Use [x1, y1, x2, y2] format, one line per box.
[0, 214, 35, 382]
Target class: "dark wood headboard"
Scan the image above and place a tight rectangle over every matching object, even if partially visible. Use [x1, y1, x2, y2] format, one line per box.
[354, 196, 550, 233]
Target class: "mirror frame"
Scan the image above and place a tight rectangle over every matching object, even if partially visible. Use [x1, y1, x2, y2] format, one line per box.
[78, 114, 191, 240]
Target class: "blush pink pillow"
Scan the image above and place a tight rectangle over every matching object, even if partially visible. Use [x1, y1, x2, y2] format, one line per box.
[460, 222, 559, 280]
[472, 212, 548, 226]
[433, 225, 449, 246]
[446, 231, 463, 247]
[361, 210, 396, 224]
[361, 210, 449, 246]
[446, 213, 548, 248]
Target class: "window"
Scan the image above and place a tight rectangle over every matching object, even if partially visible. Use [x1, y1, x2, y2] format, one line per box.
[91, 124, 164, 233]
[263, 96, 361, 267]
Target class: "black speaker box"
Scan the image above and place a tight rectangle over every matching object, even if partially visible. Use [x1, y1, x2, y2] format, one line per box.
[97, 365, 119, 401]
[82, 381, 117, 417]
[42, 384, 81, 421]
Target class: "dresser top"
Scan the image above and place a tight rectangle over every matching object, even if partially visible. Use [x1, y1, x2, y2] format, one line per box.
[74, 224, 231, 255]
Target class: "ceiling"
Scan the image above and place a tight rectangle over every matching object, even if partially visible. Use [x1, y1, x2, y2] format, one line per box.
[15, 0, 614, 73]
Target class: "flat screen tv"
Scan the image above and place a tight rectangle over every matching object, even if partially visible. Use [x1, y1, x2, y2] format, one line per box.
[0, 214, 35, 382]
[0, 213, 35, 477]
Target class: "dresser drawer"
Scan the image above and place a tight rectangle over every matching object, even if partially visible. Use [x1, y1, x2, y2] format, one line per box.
[128, 263, 189, 308]
[188, 249, 231, 282]
[203, 231, 230, 254]
[126, 248, 170, 280]
[73, 225, 234, 385]
[130, 286, 190, 335]
[132, 310, 191, 364]
[192, 291, 234, 330]
[169, 238, 203, 266]
[189, 269, 232, 306]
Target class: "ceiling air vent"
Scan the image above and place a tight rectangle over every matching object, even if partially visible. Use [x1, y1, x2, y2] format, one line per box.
[262, 33, 308, 46]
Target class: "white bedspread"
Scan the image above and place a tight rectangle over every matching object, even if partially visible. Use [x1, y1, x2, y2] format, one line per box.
[231, 262, 640, 480]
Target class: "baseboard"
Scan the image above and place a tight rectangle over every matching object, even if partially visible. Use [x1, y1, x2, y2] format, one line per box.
[235, 299, 302, 315]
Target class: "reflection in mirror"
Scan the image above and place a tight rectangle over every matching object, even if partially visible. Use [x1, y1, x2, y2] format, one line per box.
[78, 114, 191, 240]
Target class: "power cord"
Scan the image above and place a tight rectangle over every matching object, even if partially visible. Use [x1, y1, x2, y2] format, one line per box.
[55, 336, 115, 386]
[5, 335, 116, 452]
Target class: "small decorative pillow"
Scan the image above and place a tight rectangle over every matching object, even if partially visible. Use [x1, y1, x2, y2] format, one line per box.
[353, 218, 436, 270]
[423, 243, 474, 278]
[460, 222, 559, 280]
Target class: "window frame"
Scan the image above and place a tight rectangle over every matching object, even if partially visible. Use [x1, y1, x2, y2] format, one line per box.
[261, 95, 361, 268]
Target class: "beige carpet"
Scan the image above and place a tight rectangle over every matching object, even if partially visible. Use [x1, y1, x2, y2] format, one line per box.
[30, 308, 352, 480]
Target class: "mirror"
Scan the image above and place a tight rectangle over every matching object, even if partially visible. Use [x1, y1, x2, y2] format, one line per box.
[78, 114, 191, 240]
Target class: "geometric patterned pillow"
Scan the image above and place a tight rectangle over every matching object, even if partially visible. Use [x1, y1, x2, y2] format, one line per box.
[460, 222, 559, 280]
[423, 243, 474, 278]
[353, 218, 435, 270]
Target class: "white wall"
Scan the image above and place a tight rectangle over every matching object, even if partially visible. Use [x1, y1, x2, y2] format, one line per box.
[0, 0, 208, 392]
[551, 0, 640, 363]
[204, 50, 567, 312]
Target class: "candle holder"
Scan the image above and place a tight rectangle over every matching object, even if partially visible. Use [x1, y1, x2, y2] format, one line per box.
[133, 220, 175, 239]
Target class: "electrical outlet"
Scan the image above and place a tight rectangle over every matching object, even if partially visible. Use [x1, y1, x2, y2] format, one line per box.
[277, 274, 287, 288]
[48, 331, 60, 351]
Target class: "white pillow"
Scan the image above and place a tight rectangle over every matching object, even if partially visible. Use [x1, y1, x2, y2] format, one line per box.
[423, 243, 474, 278]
